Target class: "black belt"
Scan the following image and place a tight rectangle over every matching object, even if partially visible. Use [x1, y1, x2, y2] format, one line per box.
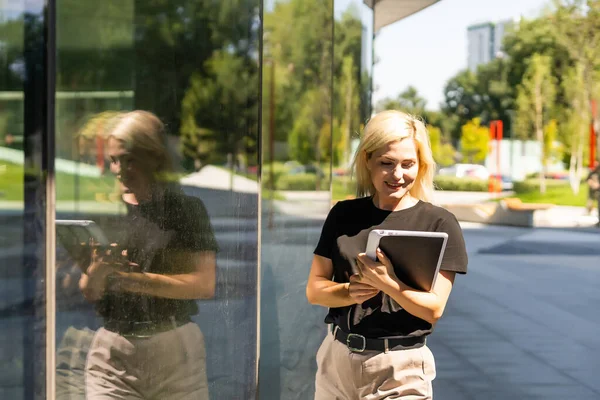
[104, 316, 191, 337]
[333, 326, 425, 353]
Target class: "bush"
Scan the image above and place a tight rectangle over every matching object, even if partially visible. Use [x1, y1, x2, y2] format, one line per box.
[276, 173, 330, 191]
[433, 176, 488, 192]
[513, 179, 570, 194]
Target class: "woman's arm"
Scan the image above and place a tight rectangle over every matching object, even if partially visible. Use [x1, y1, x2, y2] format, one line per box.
[355, 250, 455, 324]
[80, 250, 216, 301]
[108, 251, 216, 299]
[306, 254, 379, 308]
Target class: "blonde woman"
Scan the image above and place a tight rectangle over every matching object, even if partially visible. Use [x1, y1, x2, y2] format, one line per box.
[307, 110, 468, 399]
[79, 111, 217, 399]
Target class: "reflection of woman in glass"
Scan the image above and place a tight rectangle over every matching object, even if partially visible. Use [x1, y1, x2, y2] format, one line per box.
[307, 110, 468, 399]
[79, 110, 217, 399]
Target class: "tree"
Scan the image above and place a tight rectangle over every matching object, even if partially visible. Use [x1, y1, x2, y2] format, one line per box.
[561, 63, 591, 193]
[459, 118, 490, 164]
[264, 0, 334, 165]
[552, 0, 600, 182]
[180, 51, 258, 169]
[376, 85, 427, 115]
[429, 125, 456, 167]
[442, 60, 511, 143]
[516, 54, 556, 193]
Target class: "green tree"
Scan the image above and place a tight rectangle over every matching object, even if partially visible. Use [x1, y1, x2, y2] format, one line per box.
[376, 85, 427, 115]
[180, 51, 258, 169]
[429, 125, 456, 167]
[442, 59, 511, 143]
[516, 54, 556, 193]
[552, 0, 600, 174]
[460, 118, 490, 164]
[264, 0, 333, 165]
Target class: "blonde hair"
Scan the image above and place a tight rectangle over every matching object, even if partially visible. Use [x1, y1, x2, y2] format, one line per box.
[108, 110, 173, 178]
[352, 110, 436, 202]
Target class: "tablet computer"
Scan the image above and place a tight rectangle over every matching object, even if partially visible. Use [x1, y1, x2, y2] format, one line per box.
[365, 229, 448, 292]
[56, 220, 111, 272]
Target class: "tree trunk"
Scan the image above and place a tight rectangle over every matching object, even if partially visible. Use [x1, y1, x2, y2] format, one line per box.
[535, 87, 546, 194]
[569, 150, 579, 193]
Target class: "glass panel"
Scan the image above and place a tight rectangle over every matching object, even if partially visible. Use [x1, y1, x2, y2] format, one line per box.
[332, 0, 373, 203]
[259, 1, 334, 398]
[0, 0, 48, 399]
[54, 1, 260, 399]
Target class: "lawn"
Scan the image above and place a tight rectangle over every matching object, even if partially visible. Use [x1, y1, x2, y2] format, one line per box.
[0, 162, 118, 202]
[510, 181, 588, 207]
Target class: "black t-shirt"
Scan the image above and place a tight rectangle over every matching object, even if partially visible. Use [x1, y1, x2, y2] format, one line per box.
[98, 187, 218, 322]
[314, 196, 468, 339]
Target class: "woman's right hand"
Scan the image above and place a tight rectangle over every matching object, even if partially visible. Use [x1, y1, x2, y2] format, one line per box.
[348, 274, 380, 304]
[79, 245, 123, 302]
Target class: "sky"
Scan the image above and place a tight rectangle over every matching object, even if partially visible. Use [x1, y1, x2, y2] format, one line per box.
[371, 0, 552, 111]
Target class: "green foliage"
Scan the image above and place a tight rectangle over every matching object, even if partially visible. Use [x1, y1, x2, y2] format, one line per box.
[544, 119, 563, 164]
[429, 125, 456, 167]
[376, 86, 427, 115]
[459, 118, 490, 164]
[276, 173, 329, 191]
[513, 178, 571, 193]
[433, 176, 488, 192]
[180, 51, 259, 168]
[441, 60, 510, 142]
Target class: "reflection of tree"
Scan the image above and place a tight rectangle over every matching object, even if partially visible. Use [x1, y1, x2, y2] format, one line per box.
[264, 0, 334, 166]
[134, 0, 260, 140]
[180, 51, 258, 169]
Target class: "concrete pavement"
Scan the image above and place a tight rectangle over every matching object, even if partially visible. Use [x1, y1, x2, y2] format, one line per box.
[430, 223, 600, 399]
[1, 191, 599, 399]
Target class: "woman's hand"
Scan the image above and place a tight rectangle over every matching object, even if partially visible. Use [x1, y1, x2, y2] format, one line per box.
[355, 248, 399, 291]
[79, 246, 123, 302]
[348, 276, 380, 304]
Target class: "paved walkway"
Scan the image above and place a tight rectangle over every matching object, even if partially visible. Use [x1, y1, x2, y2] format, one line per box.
[430, 224, 600, 399]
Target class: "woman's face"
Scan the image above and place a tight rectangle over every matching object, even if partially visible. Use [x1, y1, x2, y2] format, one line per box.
[108, 137, 151, 195]
[367, 138, 419, 202]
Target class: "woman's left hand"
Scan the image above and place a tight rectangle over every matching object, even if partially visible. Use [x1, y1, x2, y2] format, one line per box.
[355, 248, 398, 291]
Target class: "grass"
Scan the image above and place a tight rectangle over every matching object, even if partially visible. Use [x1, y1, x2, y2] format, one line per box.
[509, 182, 589, 207]
[0, 162, 287, 202]
[0, 162, 116, 202]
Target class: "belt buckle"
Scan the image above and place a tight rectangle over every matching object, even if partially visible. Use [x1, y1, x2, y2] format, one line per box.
[346, 333, 366, 353]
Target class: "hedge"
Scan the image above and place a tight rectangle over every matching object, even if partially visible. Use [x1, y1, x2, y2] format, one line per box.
[513, 178, 571, 194]
[276, 173, 330, 191]
[433, 176, 488, 192]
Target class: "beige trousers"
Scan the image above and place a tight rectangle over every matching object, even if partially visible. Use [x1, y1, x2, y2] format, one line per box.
[85, 323, 209, 400]
[315, 331, 436, 400]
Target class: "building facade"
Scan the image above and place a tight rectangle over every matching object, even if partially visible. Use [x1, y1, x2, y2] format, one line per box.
[467, 19, 514, 72]
[0, 1, 436, 398]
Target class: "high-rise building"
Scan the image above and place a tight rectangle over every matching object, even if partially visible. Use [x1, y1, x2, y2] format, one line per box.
[467, 19, 514, 72]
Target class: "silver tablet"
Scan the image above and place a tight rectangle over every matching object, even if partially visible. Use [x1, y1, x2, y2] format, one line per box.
[365, 229, 448, 292]
[56, 220, 111, 272]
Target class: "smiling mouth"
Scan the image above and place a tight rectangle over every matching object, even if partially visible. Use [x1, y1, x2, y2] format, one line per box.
[385, 181, 403, 188]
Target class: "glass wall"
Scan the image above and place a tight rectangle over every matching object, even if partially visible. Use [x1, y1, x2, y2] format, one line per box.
[259, 0, 334, 397]
[332, 0, 373, 202]
[1, 1, 375, 398]
[257, 1, 373, 399]
[0, 0, 49, 398]
[53, 1, 260, 399]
